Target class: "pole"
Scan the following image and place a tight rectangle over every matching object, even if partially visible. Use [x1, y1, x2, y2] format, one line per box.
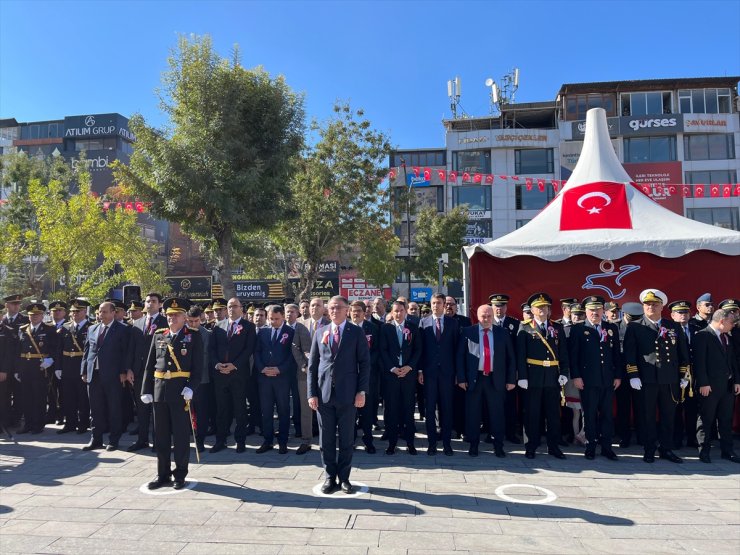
[400, 158, 411, 298]
[438, 259, 443, 294]
[185, 400, 200, 464]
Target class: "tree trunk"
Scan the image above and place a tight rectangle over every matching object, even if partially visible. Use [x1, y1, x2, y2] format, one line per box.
[297, 259, 319, 302]
[216, 226, 236, 299]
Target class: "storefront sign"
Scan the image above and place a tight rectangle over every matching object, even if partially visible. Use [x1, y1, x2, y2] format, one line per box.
[683, 114, 735, 133]
[620, 114, 683, 136]
[340, 276, 392, 301]
[623, 161, 684, 215]
[233, 280, 284, 301]
[64, 113, 135, 141]
[410, 288, 433, 302]
[166, 276, 212, 302]
[571, 117, 620, 139]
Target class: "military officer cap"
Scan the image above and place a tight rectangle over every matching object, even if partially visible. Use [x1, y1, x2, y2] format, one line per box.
[696, 292, 713, 304]
[528, 292, 552, 308]
[639, 289, 667, 305]
[718, 299, 739, 311]
[488, 294, 510, 306]
[212, 297, 228, 309]
[668, 300, 691, 313]
[203, 303, 214, 313]
[163, 297, 192, 315]
[569, 302, 585, 314]
[622, 302, 644, 319]
[69, 299, 91, 312]
[128, 300, 144, 311]
[604, 301, 619, 312]
[582, 295, 606, 309]
[560, 297, 578, 306]
[49, 300, 68, 311]
[247, 305, 256, 314]
[24, 301, 46, 315]
[105, 298, 127, 311]
[520, 302, 532, 312]
[4, 294, 23, 303]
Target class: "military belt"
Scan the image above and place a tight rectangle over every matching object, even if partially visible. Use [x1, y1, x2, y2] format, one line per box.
[154, 371, 191, 379]
[526, 358, 558, 367]
[20, 353, 44, 359]
[63, 351, 84, 357]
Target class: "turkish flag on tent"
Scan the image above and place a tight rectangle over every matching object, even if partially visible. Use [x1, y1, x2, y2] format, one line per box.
[437, 169, 446, 181]
[412, 166, 421, 177]
[560, 181, 632, 231]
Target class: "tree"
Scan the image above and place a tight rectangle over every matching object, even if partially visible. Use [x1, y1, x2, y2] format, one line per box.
[412, 205, 468, 285]
[115, 34, 305, 298]
[354, 225, 402, 292]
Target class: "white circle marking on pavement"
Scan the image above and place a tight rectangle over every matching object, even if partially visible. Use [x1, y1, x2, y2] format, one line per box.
[311, 481, 369, 498]
[494, 483, 557, 505]
[139, 480, 198, 495]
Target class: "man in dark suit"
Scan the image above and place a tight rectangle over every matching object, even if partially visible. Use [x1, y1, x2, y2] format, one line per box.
[516, 293, 570, 460]
[379, 300, 422, 455]
[624, 289, 690, 464]
[693, 307, 740, 463]
[3, 294, 28, 427]
[81, 301, 132, 451]
[186, 305, 214, 453]
[445, 295, 470, 440]
[141, 298, 203, 490]
[669, 300, 699, 449]
[490, 294, 522, 444]
[55, 299, 91, 434]
[308, 295, 370, 494]
[569, 296, 622, 460]
[210, 298, 256, 453]
[0, 314, 15, 435]
[254, 305, 296, 454]
[349, 301, 380, 453]
[457, 304, 516, 457]
[419, 293, 459, 456]
[286, 303, 313, 455]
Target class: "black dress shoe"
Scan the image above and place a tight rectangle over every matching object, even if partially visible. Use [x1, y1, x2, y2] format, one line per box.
[278, 444, 288, 454]
[256, 443, 273, 454]
[385, 445, 396, 455]
[106, 444, 118, 452]
[127, 441, 149, 452]
[210, 442, 227, 453]
[525, 450, 535, 459]
[643, 451, 655, 463]
[659, 450, 683, 463]
[235, 443, 246, 453]
[443, 445, 454, 456]
[147, 477, 173, 490]
[297, 443, 311, 455]
[340, 480, 353, 494]
[619, 439, 631, 449]
[699, 450, 711, 463]
[468, 444, 479, 457]
[601, 449, 619, 461]
[407, 445, 417, 455]
[721, 452, 740, 463]
[173, 480, 186, 490]
[82, 440, 104, 451]
[494, 447, 506, 458]
[585, 448, 596, 460]
[363, 444, 375, 454]
[57, 427, 75, 435]
[76, 428, 88, 434]
[548, 448, 566, 459]
[380, 432, 388, 440]
[321, 477, 338, 494]
[427, 446, 438, 456]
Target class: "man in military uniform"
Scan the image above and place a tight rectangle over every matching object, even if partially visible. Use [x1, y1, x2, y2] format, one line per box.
[203, 304, 216, 330]
[624, 289, 690, 463]
[691, 293, 713, 331]
[3, 294, 28, 426]
[604, 302, 621, 325]
[615, 302, 644, 448]
[127, 300, 144, 323]
[211, 298, 228, 324]
[55, 300, 91, 434]
[141, 298, 203, 490]
[0, 306, 15, 436]
[669, 300, 698, 449]
[557, 298, 579, 327]
[516, 293, 570, 459]
[569, 296, 622, 460]
[490, 294, 522, 444]
[16, 302, 59, 434]
[47, 300, 69, 425]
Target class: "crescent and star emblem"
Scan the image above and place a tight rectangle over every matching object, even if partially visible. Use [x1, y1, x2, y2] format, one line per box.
[577, 191, 612, 214]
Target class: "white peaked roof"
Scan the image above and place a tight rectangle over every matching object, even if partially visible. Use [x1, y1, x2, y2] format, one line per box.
[464, 108, 740, 262]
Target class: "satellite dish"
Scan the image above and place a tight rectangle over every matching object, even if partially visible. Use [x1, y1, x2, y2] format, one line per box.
[485, 78, 494, 87]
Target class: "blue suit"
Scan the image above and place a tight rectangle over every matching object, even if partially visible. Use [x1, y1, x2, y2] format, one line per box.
[308, 321, 370, 482]
[255, 324, 296, 445]
[419, 315, 459, 448]
[456, 324, 516, 448]
[81, 320, 131, 446]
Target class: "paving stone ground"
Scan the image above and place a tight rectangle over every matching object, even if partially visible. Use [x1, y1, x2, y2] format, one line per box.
[1, 423, 739, 554]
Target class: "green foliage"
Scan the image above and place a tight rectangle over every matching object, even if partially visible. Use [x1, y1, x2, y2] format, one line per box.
[355, 225, 401, 290]
[412, 205, 468, 284]
[115, 34, 305, 298]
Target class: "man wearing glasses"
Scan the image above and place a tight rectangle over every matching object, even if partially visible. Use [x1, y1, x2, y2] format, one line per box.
[691, 293, 713, 332]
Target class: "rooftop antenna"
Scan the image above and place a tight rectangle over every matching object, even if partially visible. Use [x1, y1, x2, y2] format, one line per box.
[447, 76, 462, 119]
[485, 67, 520, 114]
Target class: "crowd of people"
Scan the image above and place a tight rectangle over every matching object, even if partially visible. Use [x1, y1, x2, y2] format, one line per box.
[1, 289, 738, 492]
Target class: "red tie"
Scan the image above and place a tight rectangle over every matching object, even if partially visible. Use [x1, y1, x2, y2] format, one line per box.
[331, 326, 340, 356]
[435, 318, 441, 341]
[145, 316, 152, 335]
[483, 328, 491, 376]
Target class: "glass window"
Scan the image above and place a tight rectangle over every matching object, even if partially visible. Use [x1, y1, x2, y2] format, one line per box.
[691, 90, 706, 113]
[624, 136, 676, 162]
[718, 89, 731, 113]
[685, 170, 737, 184]
[30, 125, 40, 140]
[516, 184, 555, 210]
[686, 208, 739, 231]
[515, 149, 554, 174]
[646, 92, 662, 115]
[631, 93, 647, 116]
[705, 89, 718, 113]
[394, 222, 418, 248]
[454, 185, 491, 211]
[453, 150, 490, 173]
[563, 94, 617, 120]
[515, 219, 531, 229]
[684, 134, 734, 160]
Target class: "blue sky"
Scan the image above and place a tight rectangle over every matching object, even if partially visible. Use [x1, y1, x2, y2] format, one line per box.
[1, 0, 739, 149]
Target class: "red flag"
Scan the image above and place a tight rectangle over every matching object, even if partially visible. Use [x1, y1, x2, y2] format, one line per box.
[498, 175, 508, 181]
[485, 174, 494, 184]
[473, 173, 482, 183]
[695, 185, 705, 197]
[654, 184, 664, 195]
[552, 181, 560, 194]
[135, 201, 144, 213]
[537, 179, 545, 192]
[116, 202, 123, 210]
[710, 184, 720, 197]
[412, 166, 420, 177]
[102, 201, 110, 211]
[525, 178, 533, 191]
[462, 172, 471, 183]
[437, 169, 446, 181]
[735, 184, 740, 196]
[511, 175, 520, 181]
[560, 181, 632, 231]
[641, 185, 650, 195]
[423, 168, 432, 180]
[682, 186, 691, 198]
[722, 185, 731, 197]
[448, 171, 458, 182]
[668, 185, 677, 195]
[388, 169, 396, 180]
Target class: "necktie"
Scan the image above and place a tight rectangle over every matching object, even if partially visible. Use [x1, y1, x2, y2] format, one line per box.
[145, 316, 152, 335]
[98, 325, 108, 346]
[684, 326, 690, 345]
[331, 326, 340, 356]
[435, 318, 441, 341]
[396, 325, 403, 366]
[721, 333, 728, 349]
[272, 328, 278, 344]
[228, 321, 235, 339]
[483, 328, 491, 376]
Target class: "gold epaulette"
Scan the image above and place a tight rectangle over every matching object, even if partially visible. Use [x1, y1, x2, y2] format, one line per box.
[154, 328, 168, 334]
[20, 323, 29, 330]
[626, 364, 638, 374]
[522, 319, 532, 325]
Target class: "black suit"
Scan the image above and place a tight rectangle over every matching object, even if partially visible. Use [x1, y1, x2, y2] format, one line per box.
[357, 319, 381, 446]
[674, 322, 698, 448]
[495, 315, 521, 439]
[130, 313, 167, 443]
[693, 327, 739, 455]
[211, 317, 256, 444]
[451, 314, 471, 438]
[379, 320, 422, 447]
[255, 324, 296, 445]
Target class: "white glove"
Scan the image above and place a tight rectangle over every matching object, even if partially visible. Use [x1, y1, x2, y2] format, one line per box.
[54, 370, 62, 380]
[517, 379, 529, 390]
[630, 377, 642, 390]
[140, 394, 153, 404]
[40, 358, 54, 369]
[181, 387, 193, 401]
[558, 375, 568, 386]
[680, 379, 688, 389]
[14, 373, 20, 382]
